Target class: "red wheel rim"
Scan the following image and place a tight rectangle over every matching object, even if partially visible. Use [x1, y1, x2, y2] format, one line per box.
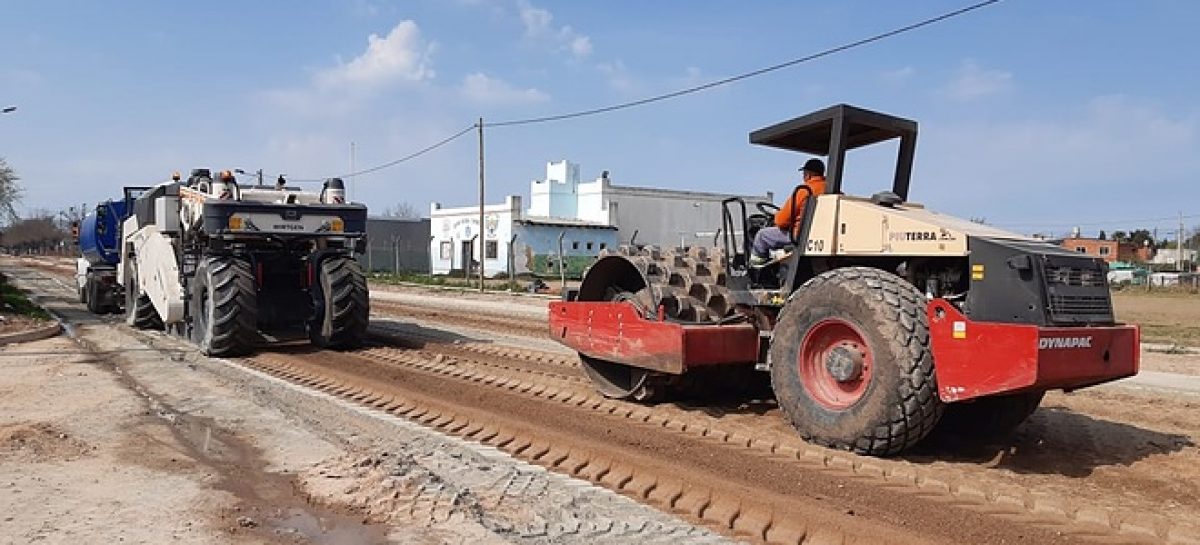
[798, 318, 873, 410]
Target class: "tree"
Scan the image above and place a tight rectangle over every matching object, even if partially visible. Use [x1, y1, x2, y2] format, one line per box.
[382, 202, 421, 219]
[1128, 229, 1154, 249]
[1111, 230, 1128, 242]
[0, 214, 66, 254]
[0, 157, 22, 226]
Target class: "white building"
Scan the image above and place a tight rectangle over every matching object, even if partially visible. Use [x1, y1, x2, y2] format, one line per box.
[531, 160, 773, 248]
[429, 195, 617, 278]
[430, 160, 776, 277]
[430, 196, 521, 277]
[1150, 248, 1197, 267]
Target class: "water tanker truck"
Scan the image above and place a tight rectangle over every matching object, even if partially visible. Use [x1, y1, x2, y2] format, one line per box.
[76, 188, 145, 313]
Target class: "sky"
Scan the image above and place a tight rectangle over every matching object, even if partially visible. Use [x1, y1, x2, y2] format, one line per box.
[1, 0, 1198, 238]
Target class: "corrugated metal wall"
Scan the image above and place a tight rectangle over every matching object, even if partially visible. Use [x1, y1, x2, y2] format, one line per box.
[357, 217, 432, 273]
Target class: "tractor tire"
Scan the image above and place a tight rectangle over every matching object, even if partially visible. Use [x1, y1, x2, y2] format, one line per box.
[125, 263, 163, 330]
[308, 256, 369, 350]
[85, 276, 104, 314]
[192, 256, 257, 357]
[929, 391, 1044, 442]
[769, 267, 943, 456]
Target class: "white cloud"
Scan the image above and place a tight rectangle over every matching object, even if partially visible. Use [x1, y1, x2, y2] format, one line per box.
[569, 34, 593, 58]
[515, 0, 592, 59]
[942, 60, 1012, 101]
[517, 0, 553, 37]
[315, 20, 436, 90]
[880, 66, 915, 83]
[596, 60, 634, 93]
[459, 72, 549, 105]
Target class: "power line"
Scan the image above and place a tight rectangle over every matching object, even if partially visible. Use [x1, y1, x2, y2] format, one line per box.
[488, 0, 1002, 128]
[293, 124, 477, 182]
[292, 0, 1000, 180]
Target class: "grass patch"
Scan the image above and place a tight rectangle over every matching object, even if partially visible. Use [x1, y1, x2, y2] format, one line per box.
[1147, 344, 1193, 355]
[1112, 291, 1200, 347]
[0, 273, 51, 321]
[1110, 286, 1200, 298]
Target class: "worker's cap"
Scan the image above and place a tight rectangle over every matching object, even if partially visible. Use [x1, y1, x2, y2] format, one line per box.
[800, 158, 825, 176]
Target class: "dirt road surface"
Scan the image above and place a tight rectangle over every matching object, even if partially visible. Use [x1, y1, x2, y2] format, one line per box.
[7, 257, 1200, 544]
[0, 262, 728, 544]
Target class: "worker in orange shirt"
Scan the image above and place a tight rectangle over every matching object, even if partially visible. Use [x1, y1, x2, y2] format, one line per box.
[750, 158, 827, 266]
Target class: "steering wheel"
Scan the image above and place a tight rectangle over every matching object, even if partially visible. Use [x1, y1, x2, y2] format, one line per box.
[756, 201, 780, 216]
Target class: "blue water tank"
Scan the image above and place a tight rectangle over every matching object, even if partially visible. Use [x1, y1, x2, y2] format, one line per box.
[79, 199, 129, 266]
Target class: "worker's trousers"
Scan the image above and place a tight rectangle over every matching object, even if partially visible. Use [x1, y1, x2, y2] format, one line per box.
[752, 226, 791, 258]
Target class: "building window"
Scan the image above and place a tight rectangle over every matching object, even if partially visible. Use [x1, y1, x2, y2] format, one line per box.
[586, 242, 594, 250]
[1099, 246, 1110, 256]
[599, 243, 607, 250]
[1075, 246, 1087, 253]
[440, 241, 452, 260]
[485, 240, 498, 260]
[572, 241, 579, 250]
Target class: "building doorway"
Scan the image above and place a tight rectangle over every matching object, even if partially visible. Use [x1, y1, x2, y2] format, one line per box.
[460, 240, 473, 275]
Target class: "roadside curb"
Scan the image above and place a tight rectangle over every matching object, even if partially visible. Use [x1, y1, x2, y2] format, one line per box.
[370, 280, 560, 301]
[0, 321, 62, 346]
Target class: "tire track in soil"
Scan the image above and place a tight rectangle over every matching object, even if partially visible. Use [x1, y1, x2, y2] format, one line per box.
[56, 301, 389, 543]
[20, 259, 1198, 543]
[239, 346, 1109, 545]
[369, 292, 1200, 545]
[371, 300, 549, 339]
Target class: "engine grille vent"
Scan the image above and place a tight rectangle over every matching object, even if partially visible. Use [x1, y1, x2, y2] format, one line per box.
[1044, 266, 1106, 288]
[1048, 294, 1111, 316]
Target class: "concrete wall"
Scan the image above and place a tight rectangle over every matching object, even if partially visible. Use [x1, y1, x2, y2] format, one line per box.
[599, 182, 772, 248]
[430, 196, 521, 277]
[1150, 248, 1198, 265]
[358, 218, 431, 273]
[528, 160, 580, 219]
[512, 223, 619, 278]
[527, 160, 772, 249]
[1061, 237, 1120, 263]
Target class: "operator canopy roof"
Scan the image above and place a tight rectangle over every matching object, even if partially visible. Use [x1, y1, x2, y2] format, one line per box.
[749, 103, 917, 154]
[750, 103, 919, 200]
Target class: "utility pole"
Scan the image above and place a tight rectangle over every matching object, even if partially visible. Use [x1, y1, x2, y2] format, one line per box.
[478, 118, 485, 292]
[1179, 211, 1185, 272]
[349, 141, 356, 202]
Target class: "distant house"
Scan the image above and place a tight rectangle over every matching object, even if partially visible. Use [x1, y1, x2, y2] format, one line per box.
[1150, 248, 1197, 267]
[1060, 237, 1151, 263]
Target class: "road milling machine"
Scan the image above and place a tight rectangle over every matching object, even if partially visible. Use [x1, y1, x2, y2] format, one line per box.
[549, 104, 1140, 456]
[83, 169, 370, 356]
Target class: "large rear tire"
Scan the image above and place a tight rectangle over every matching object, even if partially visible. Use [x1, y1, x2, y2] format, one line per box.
[770, 267, 942, 456]
[192, 256, 257, 357]
[125, 262, 163, 330]
[308, 256, 369, 350]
